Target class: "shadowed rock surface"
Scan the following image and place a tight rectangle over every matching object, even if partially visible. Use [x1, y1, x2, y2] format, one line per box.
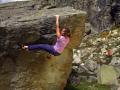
[0, 2, 86, 90]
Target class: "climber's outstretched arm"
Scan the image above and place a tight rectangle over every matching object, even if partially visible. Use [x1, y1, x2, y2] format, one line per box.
[55, 15, 61, 38]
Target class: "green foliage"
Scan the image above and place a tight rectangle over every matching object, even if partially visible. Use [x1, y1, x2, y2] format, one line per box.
[64, 84, 79, 90]
[64, 82, 110, 90]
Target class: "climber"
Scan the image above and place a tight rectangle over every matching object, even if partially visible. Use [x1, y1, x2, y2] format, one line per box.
[105, 49, 113, 57]
[21, 15, 71, 56]
[103, 49, 113, 64]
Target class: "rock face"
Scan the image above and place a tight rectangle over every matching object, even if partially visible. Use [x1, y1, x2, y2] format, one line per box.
[51, 0, 120, 31]
[0, 0, 120, 33]
[0, 0, 118, 32]
[0, 2, 86, 90]
[47, 0, 117, 31]
[98, 65, 118, 85]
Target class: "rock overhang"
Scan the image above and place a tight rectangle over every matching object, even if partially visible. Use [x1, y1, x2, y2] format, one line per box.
[0, 6, 86, 57]
[0, 2, 87, 90]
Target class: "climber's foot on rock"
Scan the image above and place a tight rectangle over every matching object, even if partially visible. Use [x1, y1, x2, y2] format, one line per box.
[21, 45, 28, 49]
[21, 45, 29, 51]
[15, 44, 28, 51]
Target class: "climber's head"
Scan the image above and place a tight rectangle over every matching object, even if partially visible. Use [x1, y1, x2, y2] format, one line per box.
[61, 27, 71, 37]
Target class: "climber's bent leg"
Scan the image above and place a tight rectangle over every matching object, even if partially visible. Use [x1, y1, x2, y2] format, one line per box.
[28, 44, 60, 56]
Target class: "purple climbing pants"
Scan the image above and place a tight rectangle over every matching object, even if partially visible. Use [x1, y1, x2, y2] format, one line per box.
[28, 44, 60, 56]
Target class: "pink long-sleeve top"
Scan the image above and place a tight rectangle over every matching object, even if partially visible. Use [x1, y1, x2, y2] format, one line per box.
[53, 36, 70, 53]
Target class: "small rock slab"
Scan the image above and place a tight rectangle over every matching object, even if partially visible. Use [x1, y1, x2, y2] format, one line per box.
[98, 65, 118, 85]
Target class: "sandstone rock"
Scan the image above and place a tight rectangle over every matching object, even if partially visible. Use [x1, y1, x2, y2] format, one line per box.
[0, 2, 86, 90]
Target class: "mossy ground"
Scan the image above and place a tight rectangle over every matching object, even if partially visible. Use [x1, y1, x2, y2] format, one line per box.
[64, 82, 110, 90]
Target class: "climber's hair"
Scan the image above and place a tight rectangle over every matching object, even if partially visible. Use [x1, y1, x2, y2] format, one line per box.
[61, 27, 71, 37]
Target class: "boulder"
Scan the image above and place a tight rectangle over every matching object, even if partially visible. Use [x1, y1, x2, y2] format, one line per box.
[0, 2, 86, 90]
[97, 65, 118, 85]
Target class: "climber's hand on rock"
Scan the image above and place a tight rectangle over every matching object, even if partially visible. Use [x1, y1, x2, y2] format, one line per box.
[55, 15, 59, 18]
